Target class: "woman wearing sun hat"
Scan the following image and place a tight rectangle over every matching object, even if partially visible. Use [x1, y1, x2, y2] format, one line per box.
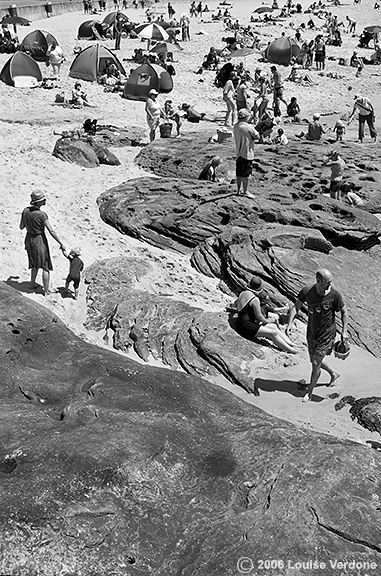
[145, 89, 162, 141]
[20, 190, 66, 296]
[236, 276, 298, 354]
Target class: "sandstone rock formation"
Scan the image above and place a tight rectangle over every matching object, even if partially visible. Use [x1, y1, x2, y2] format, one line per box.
[53, 136, 120, 167]
[135, 135, 381, 211]
[97, 176, 381, 355]
[1, 281, 381, 576]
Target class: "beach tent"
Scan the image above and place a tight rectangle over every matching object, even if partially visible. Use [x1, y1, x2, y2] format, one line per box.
[123, 62, 173, 101]
[69, 44, 126, 82]
[20, 29, 58, 62]
[0, 51, 42, 87]
[264, 36, 300, 65]
[77, 20, 105, 40]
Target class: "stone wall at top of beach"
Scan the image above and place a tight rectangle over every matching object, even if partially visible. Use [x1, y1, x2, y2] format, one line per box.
[0, 1, 83, 22]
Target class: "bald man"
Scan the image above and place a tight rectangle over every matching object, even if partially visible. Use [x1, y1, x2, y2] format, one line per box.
[286, 269, 348, 402]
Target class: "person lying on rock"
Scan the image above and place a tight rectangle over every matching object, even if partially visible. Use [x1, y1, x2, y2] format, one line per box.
[236, 276, 298, 354]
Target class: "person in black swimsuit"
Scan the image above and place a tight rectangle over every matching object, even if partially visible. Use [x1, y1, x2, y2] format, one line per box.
[236, 276, 298, 353]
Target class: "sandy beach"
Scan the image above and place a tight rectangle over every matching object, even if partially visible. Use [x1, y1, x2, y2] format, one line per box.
[1, 0, 381, 447]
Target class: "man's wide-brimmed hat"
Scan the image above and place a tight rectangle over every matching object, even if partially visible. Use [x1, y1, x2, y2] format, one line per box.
[149, 89, 158, 96]
[313, 113, 320, 120]
[30, 190, 46, 204]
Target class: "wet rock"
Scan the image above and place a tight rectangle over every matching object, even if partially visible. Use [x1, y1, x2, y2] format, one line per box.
[1, 282, 381, 575]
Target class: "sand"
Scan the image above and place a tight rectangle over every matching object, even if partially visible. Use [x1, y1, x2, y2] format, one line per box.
[1, 0, 381, 447]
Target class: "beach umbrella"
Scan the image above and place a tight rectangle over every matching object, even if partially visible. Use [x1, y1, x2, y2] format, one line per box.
[364, 25, 381, 34]
[102, 11, 130, 28]
[1, 15, 31, 26]
[134, 22, 169, 41]
[265, 36, 300, 65]
[228, 47, 258, 59]
[253, 6, 274, 13]
[149, 41, 180, 54]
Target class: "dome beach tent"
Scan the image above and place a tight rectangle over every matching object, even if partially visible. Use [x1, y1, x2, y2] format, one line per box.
[69, 44, 126, 82]
[77, 20, 105, 40]
[264, 36, 300, 65]
[0, 51, 42, 87]
[123, 62, 173, 101]
[20, 30, 59, 62]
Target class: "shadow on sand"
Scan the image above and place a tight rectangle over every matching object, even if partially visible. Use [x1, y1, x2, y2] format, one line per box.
[253, 377, 327, 403]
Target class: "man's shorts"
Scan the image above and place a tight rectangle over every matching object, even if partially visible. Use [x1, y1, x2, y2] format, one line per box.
[307, 337, 335, 363]
[274, 86, 284, 99]
[236, 156, 253, 178]
[330, 179, 342, 192]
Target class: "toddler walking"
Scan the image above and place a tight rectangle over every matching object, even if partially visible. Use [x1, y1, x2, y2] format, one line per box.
[62, 247, 84, 299]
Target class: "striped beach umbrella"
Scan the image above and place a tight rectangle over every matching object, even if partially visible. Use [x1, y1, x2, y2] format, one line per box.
[134, 22, 169, 42]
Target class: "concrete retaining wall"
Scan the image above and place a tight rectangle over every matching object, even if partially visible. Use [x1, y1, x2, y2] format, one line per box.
[0, 1, 99, 21]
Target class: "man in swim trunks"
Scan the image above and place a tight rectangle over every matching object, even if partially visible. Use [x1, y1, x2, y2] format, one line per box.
[233, 108, 258, 198]
[286, 268, 348, 402]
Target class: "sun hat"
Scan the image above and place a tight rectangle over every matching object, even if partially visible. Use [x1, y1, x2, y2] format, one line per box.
[312, 113, 320, 120]
[248, 276, 263, 292]
[238, 108, 250, 120]
[30, 190, 46, 204]
[149, 89, 158, 96]
[70, 247, 81, 256]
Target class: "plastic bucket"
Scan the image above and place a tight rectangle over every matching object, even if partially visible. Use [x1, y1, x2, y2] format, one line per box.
[45, 2, 53, 15]
[217, 129, 232, 143]
[159, 123, 172, 138]
[8, 4, 18, 16]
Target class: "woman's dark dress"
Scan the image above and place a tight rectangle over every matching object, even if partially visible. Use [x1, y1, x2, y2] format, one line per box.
[21, 206, 53, 271]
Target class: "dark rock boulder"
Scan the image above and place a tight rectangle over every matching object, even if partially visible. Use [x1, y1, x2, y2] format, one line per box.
[53, 137, 120, 167]
[95, 124, 145, 147]
[135, 134, 381, 211]
[84, 257, 291, 392]
[2, 281, 381, 575]
[192, 226, 381, 356]
[98, 177, 381, 252]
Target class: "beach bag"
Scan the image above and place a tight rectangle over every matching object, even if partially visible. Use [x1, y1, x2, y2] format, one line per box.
[55, 92, 65, 103]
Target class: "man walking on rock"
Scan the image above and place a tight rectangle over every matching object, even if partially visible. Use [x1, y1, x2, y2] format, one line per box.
[233, 108, 258, 198]
[286, 269, 348, 403]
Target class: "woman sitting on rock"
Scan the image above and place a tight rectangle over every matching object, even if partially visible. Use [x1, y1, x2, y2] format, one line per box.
[236, 276, 298, 354]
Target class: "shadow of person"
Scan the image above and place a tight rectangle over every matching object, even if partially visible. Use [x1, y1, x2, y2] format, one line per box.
[56, 286, 75, 299]
[253, 377, 325, 402]
[5, 276, 43, 295]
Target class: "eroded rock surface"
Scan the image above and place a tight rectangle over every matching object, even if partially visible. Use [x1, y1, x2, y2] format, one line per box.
[53, 136, 120, 167]
[84, 257, 292, 393]
[1, 282, 381, 575]
[135, 135, 381, 211]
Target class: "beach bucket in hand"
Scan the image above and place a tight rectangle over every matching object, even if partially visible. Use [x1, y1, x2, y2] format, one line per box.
[159, 122, 173, 138]
[334, 340, 350, 360]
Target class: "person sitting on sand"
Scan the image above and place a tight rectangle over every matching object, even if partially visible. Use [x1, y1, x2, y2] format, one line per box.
[286, 96, 301, 122]
[236, 276, 299, 354]
[296, 112, 325, 140]
[62, 246, 84, 300]
[255, 109, 275, 144]
[71, 82, 92, 107]
[203, 46, 219, 70]
[198, 156, 221, 181]
[273, 128, 288, 145]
